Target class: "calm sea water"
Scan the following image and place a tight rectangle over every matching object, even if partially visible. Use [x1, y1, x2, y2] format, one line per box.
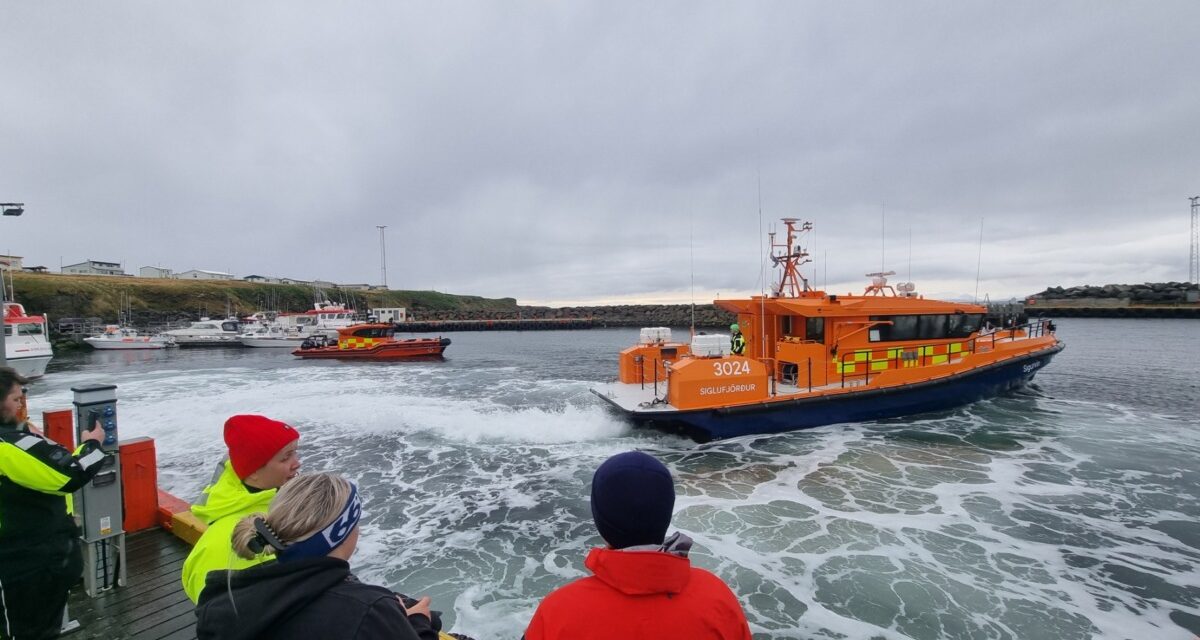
[30, 319, 1200, 639]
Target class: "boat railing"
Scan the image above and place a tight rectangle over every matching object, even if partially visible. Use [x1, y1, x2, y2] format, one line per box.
[838, 319, 1057, 387]
[632, 355, 669, 402]
[969, 318, 1056, 353]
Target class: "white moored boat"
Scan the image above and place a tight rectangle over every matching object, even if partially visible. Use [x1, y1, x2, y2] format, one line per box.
[4, 302, 53, 378]
[84, 325, 174, 350]
[160, 318, 242, 347]
[239, 302, 357, 348]
[238, 325, 307, 348]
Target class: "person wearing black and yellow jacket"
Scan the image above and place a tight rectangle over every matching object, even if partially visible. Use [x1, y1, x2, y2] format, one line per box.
[730, 323, 747, 356]
[0, 366, 105, 639]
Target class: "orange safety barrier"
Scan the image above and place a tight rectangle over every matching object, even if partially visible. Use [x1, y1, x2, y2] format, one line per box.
[120, 437, 159, 533]
[42, 409, 75, 449]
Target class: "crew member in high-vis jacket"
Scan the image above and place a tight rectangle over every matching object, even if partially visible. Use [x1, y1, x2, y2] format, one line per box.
[0, 366, 105, 639]
[730, 323, 747, 356]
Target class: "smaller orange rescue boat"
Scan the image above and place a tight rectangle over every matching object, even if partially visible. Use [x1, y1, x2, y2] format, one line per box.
[292, 323, 450, 360]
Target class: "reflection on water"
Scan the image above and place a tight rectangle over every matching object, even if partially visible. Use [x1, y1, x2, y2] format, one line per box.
[29, 320, 1200, 638]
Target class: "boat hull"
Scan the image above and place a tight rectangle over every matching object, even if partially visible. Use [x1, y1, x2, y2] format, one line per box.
[240, 336, 306, 348]
[594, 343, 1064, 441]
[7, 354, 52, 379]
[171, 336, 241, 347]
[84, 338, 170, 350]
[292, 337, 451, 360]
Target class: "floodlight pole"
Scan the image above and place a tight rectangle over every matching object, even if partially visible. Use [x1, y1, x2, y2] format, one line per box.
[0, 203, 25, 367]
[1190, 196, 1199, 285]
[376, 225, 388, 289]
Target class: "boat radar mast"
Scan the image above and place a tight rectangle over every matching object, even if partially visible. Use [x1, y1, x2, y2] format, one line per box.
[863, 271, 918, 297]
[769, 218, 814, 298]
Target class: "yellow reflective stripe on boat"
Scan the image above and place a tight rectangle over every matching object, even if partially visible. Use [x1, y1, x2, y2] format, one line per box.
[854, 351, 868, 362]
[949, 342, 963, 354]
[920, 345, 934, 356]
[871, 361, 888, 371]
[931, 355, 949, 364]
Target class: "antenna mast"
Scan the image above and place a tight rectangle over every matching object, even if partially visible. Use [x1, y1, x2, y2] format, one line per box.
[770, 218, 813, 297]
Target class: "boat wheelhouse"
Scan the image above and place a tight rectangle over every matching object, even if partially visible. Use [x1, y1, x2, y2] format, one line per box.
[592, 218, 1064, 441]
[160, 318, 241, 346]
[3, 302, 53, 378]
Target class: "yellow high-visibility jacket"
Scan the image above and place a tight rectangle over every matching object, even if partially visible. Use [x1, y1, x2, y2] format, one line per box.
[181, 460, 276, 603]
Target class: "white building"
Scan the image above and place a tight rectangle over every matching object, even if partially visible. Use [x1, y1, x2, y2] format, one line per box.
[371, 307, 407, 323]
[244, 274, 283, 284]
[139, 266, 173, 278]
[177, 269, 235, 280]
[63, 259, 125, 276]
[0, 255, 23, 272]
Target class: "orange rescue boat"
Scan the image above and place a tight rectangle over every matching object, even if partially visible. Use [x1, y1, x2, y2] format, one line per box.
[292, 323, 450, 360]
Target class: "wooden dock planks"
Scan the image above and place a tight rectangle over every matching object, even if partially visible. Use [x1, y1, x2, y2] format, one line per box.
[65, 528, 196, 640]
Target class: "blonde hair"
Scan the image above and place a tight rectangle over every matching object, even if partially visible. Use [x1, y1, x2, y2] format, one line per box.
[231, 473, 353, 560]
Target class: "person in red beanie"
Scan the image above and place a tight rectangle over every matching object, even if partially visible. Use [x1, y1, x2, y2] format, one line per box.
[523, 451, 752, 640]
[181, 414, 301, 602]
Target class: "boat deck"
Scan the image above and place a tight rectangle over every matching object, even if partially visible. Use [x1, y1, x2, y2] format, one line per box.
[66, 528, 196, 640]
[592, 377, 863, 413]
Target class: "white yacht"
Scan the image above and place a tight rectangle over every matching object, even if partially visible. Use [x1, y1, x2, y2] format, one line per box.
[84, 325, 174, 350]
[3, 302, 53, 378]
[160, 318, 241, 346]
[238, 324, 307, 348]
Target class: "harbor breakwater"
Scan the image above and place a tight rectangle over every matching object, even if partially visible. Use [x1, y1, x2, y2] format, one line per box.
[1026, 282, 1200, 318]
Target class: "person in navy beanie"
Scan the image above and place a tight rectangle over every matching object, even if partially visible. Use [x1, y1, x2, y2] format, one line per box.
[524, 451, 752, 640]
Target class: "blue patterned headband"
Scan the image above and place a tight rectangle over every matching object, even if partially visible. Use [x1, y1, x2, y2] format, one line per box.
[271, 481, 362, 562]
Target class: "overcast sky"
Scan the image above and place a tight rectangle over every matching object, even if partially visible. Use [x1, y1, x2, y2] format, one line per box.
[2, 2, 1197, 306]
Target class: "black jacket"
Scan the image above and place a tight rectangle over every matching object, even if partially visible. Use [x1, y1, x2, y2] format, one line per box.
[0, 422, 104, 549]
[195, 556, 437, 640]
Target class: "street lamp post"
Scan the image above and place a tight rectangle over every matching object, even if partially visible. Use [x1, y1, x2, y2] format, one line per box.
[0, 203, 26, 367]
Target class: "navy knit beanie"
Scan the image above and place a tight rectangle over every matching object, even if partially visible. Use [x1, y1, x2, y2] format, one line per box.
[590, 451, 675, 549]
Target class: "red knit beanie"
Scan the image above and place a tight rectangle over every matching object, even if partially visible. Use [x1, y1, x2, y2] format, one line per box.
[223, 415, 300, 479]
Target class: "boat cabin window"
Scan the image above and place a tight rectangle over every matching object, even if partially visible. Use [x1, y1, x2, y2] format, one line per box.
[221, 321, 239, 332]
[947, 313, 984, 338]
[17, 323, 42, 336]
[918, 315, 947, 340]
[351, 327, 393, 339]
[869, 314, 985, 342]
[805, 317, 825, 343]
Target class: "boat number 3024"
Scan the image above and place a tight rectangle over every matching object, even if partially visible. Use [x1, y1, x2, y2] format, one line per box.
[713, 360, 752, 376]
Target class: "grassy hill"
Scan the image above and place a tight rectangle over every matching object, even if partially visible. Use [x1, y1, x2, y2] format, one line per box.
[7, 272, 520, 324]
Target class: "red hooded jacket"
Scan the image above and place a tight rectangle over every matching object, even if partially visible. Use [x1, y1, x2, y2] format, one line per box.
[524, 546, 752, 640]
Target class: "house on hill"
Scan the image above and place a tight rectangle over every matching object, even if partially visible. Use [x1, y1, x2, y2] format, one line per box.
[177, 269, 235, 280]
[139, 266, 173, 278]
[63, 259, 125, 276]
